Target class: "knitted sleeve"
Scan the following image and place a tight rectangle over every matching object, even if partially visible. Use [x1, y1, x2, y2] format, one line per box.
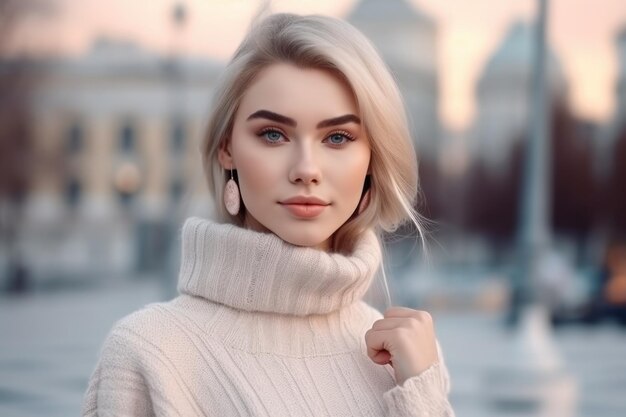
[81, 325, 158, 417]
[382, 341, 455, 417]
[81, 313, 193, 417]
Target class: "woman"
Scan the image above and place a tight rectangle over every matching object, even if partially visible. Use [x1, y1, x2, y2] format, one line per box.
[82, 12, 454, 417]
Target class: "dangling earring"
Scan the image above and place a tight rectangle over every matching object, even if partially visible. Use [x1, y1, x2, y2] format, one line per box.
[224, 169, 240, 216]
[357, 189, 371, 215]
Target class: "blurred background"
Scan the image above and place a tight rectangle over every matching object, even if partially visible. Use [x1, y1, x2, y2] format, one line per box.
[1, 0, 625, 416]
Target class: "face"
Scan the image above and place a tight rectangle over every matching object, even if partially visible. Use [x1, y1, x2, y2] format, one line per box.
[218, 63, 371, 251]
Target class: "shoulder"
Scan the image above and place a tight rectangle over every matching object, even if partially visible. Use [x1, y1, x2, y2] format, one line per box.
[107, 301, 171, 342]
[95, 303, 165, 366]
[100, 295, 222, 364]
[82, 304, 171, 415]
[112, 295, 208, 338]
[97, 298, 189, 363]
[83, 298, 206, 416]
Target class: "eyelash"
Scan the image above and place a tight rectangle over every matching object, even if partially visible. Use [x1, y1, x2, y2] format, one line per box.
[326, 130, 356, 147]
[256, 127, 356, 147]
[257, 127, 287, 144]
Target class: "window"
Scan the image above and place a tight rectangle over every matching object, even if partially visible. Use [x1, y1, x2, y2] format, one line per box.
[170, 178, 184, 201]
[119, 123, 136, 152]
[64, 177, 81, 207]
[118, 190, 134, 206]
[170, 120, 186, 153]
[66, 123, 83, 154]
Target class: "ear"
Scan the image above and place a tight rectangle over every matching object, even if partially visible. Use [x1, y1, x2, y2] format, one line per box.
[217, 139, 235, 170]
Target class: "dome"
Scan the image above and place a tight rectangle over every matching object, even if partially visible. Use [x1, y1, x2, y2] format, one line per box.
[481, 21, 563, 80]
[347, 0, 434, 27]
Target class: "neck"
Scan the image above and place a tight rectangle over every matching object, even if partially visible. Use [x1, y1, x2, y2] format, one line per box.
[176, 217, 382, 316]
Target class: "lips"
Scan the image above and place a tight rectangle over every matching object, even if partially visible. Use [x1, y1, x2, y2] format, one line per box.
[280, 196, 330, 205]
[279, 196, 330, 219]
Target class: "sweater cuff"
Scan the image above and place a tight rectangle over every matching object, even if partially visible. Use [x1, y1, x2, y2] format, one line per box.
[382, 362, 451, 417]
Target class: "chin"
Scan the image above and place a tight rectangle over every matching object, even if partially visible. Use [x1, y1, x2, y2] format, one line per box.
[275, 227, 333, 250]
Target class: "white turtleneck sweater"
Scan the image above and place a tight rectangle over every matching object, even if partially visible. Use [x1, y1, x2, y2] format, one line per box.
[82, 217, 454, 416]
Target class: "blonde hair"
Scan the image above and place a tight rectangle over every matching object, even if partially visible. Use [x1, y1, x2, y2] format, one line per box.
[202, 13, 427, 261]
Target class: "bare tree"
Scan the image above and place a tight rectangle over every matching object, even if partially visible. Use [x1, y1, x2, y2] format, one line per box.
[0, 0, 53, 292]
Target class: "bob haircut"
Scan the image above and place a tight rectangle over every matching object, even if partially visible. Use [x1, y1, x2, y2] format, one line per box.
[201, 12, 426, 257]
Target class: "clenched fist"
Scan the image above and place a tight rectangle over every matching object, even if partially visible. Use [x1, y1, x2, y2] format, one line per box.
[364, 306, 439, 386]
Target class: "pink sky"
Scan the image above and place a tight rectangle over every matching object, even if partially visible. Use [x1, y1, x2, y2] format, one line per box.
[12, 0, 626, 132]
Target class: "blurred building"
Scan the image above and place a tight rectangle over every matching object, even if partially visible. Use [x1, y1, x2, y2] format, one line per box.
[21, 37, 221, 284]
[12, 3, 622, 289]
[612, 27, 626, 137]
[347, 0, 441, 160]
[596, 26, 626, 178]
[470, 21, 567, 172]
[9, 0, 441, 287]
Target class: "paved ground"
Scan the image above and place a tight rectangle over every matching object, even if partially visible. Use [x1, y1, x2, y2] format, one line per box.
[1, 279, 625, 417]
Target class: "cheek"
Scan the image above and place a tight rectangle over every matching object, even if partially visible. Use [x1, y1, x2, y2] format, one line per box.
[232, 140, 282, 203]
[330, 149, 371, 199]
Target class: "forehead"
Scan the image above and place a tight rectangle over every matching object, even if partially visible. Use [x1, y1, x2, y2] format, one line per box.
[236, 63, 358, 122]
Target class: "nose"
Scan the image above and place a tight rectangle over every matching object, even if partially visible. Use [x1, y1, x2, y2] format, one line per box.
[288, 143, 322, 185]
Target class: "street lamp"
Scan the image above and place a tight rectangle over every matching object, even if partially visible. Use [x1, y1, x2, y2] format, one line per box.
[161, 1, 188, 300]
[485, 1, 577, 415]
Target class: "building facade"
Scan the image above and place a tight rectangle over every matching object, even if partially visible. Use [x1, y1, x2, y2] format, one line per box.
[13, 1, 443, 286]
[21, 37, 222, 284]
[470, 21, 567, 172]
[347, 0, 441, 160]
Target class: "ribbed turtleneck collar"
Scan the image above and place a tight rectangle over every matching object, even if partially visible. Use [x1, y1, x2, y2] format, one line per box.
[176, 217, 382, 316]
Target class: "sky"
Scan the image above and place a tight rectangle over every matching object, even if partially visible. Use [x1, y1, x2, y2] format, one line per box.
[10, 0, 626, 132]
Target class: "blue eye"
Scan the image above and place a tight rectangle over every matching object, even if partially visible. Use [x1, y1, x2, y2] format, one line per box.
[259, 129, 285, 144]
[325, 131, 354, 147]
[329, 134, 347, 145]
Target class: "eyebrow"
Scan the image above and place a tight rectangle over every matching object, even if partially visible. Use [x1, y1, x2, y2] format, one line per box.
[317, 114, 361, 128]
[247, 110, 296, 127]
[246, 110, 361, 129]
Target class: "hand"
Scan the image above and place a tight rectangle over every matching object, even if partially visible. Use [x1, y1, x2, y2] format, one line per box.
[364, 306, 439, 386]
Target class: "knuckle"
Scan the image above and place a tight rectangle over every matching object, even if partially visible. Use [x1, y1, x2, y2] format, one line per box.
[407, 317, 421, 331]
[415, 310, 433, 323]
[398, 327, 414, 343]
